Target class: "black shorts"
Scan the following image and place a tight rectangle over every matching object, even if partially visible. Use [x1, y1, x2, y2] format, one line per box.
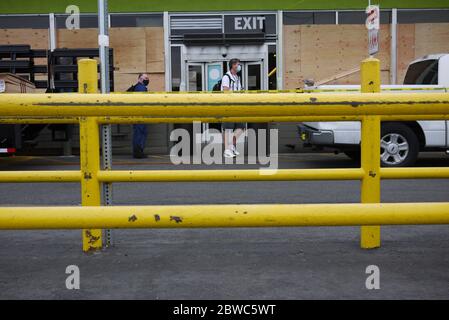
[222, 122, 246, 130]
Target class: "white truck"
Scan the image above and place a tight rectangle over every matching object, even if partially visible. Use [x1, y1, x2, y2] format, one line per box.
[298, 53, 449, 167]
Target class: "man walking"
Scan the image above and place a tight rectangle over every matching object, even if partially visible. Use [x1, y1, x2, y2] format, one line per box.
[221, 58, 245, 158]
[132, 73, 150, 158]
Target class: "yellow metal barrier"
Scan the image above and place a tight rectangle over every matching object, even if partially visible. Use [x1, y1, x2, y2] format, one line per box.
[78, 59, 103, 252]
[1, 91, 449, 118]
[360, 57, 381, 249]
[1, 203, 449, 229]
[1, 57, 449, 252]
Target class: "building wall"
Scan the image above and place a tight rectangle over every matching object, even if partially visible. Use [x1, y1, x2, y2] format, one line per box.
[0, 26, 168, 154]
[283, 22, 449, 88]
[56, 26, 165, 90]
[2, 12, 449, 155]
[279, 22, 449, 151]
[283, 24, 391, 88]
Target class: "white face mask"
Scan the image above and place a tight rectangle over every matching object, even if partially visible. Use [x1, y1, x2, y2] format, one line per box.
[236, 64, 242, 73]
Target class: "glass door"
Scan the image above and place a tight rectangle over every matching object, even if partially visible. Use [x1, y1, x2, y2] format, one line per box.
[244, 61, 267, 154]
[187, 61, 223, 92]
[187, 63, 204, 92]
[206, 62, 223, 91]
[205, 62, 223, 142]
[187, 62, 223, 142]
[245, 62, 263, 91]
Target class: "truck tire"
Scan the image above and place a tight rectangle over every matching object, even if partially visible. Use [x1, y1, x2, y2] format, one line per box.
[380, 123, 419, 167]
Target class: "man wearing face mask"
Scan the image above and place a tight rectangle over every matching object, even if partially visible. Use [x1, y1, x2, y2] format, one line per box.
[132, 73, 149, 159]
[221, 58, 245, 158]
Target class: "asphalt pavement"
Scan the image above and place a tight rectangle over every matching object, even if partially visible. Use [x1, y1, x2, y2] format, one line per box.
[0, 152, 448, 299]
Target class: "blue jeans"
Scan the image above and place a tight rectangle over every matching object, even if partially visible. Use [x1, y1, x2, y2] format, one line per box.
[132, 124, 148, 152]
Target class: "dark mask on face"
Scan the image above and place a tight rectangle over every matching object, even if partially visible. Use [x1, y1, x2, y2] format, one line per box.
[142, 79, 149, 86]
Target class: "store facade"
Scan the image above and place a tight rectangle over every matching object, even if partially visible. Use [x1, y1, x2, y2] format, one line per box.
[167, 12, 281, 93]
[1, 2, 449, 154]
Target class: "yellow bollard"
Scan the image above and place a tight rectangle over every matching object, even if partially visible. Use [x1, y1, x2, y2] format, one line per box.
[78, 59, 102, 252]
[360, 57, 381, 249]
[78, 59, 98, 94]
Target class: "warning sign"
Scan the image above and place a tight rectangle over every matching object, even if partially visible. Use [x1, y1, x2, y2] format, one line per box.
[368, 28, 379, 55]
[366, 5, 380, 56]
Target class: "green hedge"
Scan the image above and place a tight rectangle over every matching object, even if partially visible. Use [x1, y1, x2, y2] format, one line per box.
[1, 0, 448, 14]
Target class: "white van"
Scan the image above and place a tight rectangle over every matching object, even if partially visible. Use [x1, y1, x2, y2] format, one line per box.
[297, 54, 449, 167]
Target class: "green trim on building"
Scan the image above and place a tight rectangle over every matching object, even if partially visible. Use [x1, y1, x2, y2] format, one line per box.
[0, 0, 449, 14]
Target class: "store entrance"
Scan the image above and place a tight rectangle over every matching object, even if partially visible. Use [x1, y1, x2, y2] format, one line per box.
[186, 60, 264, 92]
[186, 59, 265, 144]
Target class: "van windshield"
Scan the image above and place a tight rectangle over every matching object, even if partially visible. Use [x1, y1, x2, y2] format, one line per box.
[404, 59, 439, 85]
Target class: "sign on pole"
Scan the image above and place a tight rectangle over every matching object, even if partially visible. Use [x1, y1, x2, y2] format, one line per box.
[366, 5, 380, 56]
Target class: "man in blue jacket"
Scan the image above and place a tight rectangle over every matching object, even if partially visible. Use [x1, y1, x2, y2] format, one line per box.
[132, 73, 149, 158]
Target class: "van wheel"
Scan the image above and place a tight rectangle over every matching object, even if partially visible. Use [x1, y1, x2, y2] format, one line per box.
[380, 123, 419, 167]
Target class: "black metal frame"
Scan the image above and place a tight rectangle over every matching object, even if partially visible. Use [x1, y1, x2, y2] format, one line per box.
[47, 48, 114, 92]
[0, 45, 115, 152]
[0, 45, 114, 92]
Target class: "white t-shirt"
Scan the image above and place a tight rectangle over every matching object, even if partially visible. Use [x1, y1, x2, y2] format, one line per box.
[221, 71, 242, 91]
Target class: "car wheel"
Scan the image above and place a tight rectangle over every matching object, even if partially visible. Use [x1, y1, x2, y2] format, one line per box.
[380, 123, 419, 167]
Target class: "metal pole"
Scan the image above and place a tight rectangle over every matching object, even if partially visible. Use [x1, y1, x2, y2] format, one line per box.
[163, 11, 170, 92]
[276, 10, 283, 90]
[98, 0, 109, 94]
[390, 8, 398, 85]
[98, 0, 113, 247]
[49, 12, 74, 156]
[48, 13, 56, 92]
[48, 13, 57, 52]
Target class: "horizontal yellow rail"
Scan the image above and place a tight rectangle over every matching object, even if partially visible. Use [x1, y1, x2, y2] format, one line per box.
[2, 114, 449, 124]
[0, 171, 81, 182]
[0, 203, 448, 229]
[381, 168, 449, 179]
[2, 168, 449, 183]
[0, 92, 448, 119]
[96, 168, 364, 182]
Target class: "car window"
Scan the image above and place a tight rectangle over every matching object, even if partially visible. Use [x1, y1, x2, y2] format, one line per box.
[404, 59, 439, 85]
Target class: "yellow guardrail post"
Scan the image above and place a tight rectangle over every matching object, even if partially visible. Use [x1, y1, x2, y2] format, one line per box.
[360, 57, 381, 249]
[78, 59, 102, 252]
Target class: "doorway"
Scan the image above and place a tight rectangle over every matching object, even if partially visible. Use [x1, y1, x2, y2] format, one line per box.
[186, 60, 265, 143]
[186, 60, 264, 92]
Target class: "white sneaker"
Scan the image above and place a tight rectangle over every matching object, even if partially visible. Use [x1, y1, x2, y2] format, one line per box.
[223, 149, 236, 158]
[230, 145, 240, 156]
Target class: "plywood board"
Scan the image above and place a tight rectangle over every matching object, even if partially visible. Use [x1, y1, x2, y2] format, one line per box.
[397, 24, 415, 84]
[283, 25, 301, 89]
[110, 27, 146, 73]
[145, 27, 165, 73]
[300, 25, 366, 85]
[0, 28, 48, 49]
[59, 27, 148, 74]
[114, 72, 138, 92]
[284, 24, 392, 88]
[415, 23, 449, 58]
[148, 73, 165, 91]
[57, 28, 98, 48]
